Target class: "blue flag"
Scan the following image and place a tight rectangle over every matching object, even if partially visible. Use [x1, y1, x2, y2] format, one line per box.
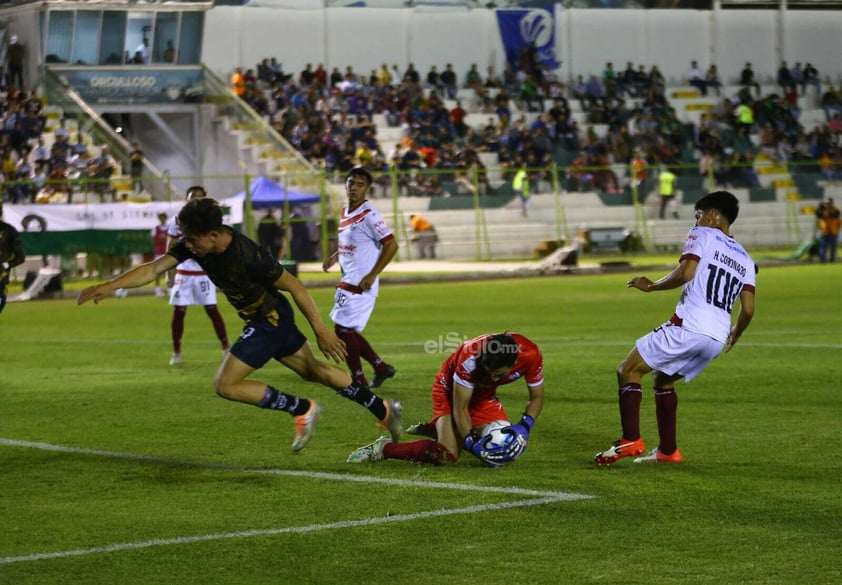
[496, 8, 560, 71]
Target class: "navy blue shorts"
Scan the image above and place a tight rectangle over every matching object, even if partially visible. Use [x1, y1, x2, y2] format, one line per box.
[230, 315, 308, 369]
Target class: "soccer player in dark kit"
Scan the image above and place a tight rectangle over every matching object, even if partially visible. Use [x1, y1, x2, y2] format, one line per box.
[78, 196, 402, 452]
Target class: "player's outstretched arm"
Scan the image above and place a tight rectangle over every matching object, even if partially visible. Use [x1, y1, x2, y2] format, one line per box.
[628, 258, 698, 293]
[726, 288, 755, 353]
[274, 270, 347, 363]
[77, 255, 177, 305]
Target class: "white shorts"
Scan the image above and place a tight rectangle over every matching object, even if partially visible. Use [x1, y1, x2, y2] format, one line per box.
[329, 287, 377, 332]
[169, 271, 218, 306]
[636, 321, 724, 382]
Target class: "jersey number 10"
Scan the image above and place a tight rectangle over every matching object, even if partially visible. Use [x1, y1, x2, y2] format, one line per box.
[704, 264, 742, 314]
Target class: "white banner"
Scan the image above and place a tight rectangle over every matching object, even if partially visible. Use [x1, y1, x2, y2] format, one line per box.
[2, 196, 245, 232]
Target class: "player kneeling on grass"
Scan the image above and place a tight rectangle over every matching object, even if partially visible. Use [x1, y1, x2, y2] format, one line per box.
[594, 190, 757, 466]
[347, 332, 544, 467]
[78, 196, 403, 453]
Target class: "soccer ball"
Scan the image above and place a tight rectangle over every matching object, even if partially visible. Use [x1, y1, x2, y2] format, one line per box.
[481, 420, 513, 450]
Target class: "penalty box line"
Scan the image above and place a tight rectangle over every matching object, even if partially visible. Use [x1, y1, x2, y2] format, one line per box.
[0, 437, 594, 566]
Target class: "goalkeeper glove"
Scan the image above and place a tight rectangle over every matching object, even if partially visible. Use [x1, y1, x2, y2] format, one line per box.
[464, 431, 504, 467]
[502, 414, 534, 460]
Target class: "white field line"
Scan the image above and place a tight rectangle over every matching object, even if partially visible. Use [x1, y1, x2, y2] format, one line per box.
[0, 438, 593, 566]
[9, 337, 842, 350]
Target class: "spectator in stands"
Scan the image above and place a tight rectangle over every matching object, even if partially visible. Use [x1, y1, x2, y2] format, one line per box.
[570, 74, 587, 111]
[7, 35, 25, 90]
[789, 62, 805, 95]
[231, 67, 245, 97]
[686, 60, 707, 96]
[777, 61, 794, 93]
[428, 63, 450, 99]
[484, 66, 502, 89]
[734, 99, 755, 137]
[648, 65, 665, 97]
[803, 63, 821, 97]
[162, 40, 176, 64]
[821, 85, 842, 121]
[30, 136, 48, 168]
[90, 145, 117, 202]
[426, 65, 442, 93]
[705, 65, 722, 97]
[450, 99, 467, 137]
[602, 62, 617, 100]
[299, 63, 314, 87]
[465, 64, 482, 91]
[585, 75, 604, 110]
[739, 62, 761, 97]
[135, 38, 150, 64]
[403, 63, 420, 86]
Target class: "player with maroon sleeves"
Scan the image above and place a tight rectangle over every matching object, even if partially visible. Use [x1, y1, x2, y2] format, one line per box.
[595, 191, 757, 465]
[347, 332, 545, 466]
[323, 167, 399, 394]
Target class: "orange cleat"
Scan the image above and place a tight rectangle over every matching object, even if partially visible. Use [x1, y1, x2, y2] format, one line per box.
[594, 437, 647, 465]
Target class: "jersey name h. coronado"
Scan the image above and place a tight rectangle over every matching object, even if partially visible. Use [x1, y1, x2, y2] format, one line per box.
[444, 333, 544, 401]
[675, 226, 757, 343]
[336, 201, 394, 295]
[168, 227, 291, 324]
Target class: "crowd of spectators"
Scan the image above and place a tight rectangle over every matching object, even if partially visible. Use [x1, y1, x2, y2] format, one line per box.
[234, 55, 841, 198]
[0, 87, 120, 204]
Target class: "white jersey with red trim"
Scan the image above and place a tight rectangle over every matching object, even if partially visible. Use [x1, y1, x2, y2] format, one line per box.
[336, 200, 394, 296]
[165, 216, 204, 273]
[675, 226, 757, 343]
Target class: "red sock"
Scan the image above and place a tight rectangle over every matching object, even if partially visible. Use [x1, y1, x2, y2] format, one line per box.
[618, 383, 643, 441]
[204, 305, 229, 349]
[382, 439, 456, 465]
[171, 306, 186, 353]
[354, 331, 384, 370]
[336, 325, 368, 387]
[654, 387, 678, 454]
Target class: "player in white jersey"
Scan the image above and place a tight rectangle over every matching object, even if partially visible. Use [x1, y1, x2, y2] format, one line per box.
[595, 191, 756, 465]
[165, 185, 229, 365]
[323, 167, 399, 390]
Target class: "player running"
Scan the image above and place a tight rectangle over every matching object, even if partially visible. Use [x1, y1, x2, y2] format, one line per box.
[347, 332, 544, 466]
[594, 190, 756, 465]
[78, 196, 402, 452]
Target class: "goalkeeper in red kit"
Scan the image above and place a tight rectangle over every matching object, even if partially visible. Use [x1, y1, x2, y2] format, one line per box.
[347, 332, 544, 467]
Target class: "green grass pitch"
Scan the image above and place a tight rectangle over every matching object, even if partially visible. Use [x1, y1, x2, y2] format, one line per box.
[1, 263, 840, 584]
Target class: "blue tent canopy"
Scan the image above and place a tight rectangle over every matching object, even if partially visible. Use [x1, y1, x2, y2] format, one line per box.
[238, 176, 320, 210]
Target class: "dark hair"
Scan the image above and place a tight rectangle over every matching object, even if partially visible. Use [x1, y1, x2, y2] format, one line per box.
[185, 185, 207, 200]
[178, 198, 223, 235]
[477, 333, 519, 372]
[695, 190, 739, 224]
[346, 166, 373, 186]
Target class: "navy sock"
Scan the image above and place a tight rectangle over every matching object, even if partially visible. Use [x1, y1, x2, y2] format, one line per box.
[257, 386, 309, 416]
[337, 382, 387, 420]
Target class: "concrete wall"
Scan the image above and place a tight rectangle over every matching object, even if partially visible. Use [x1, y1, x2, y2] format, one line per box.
[203, 6, 842, 86]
